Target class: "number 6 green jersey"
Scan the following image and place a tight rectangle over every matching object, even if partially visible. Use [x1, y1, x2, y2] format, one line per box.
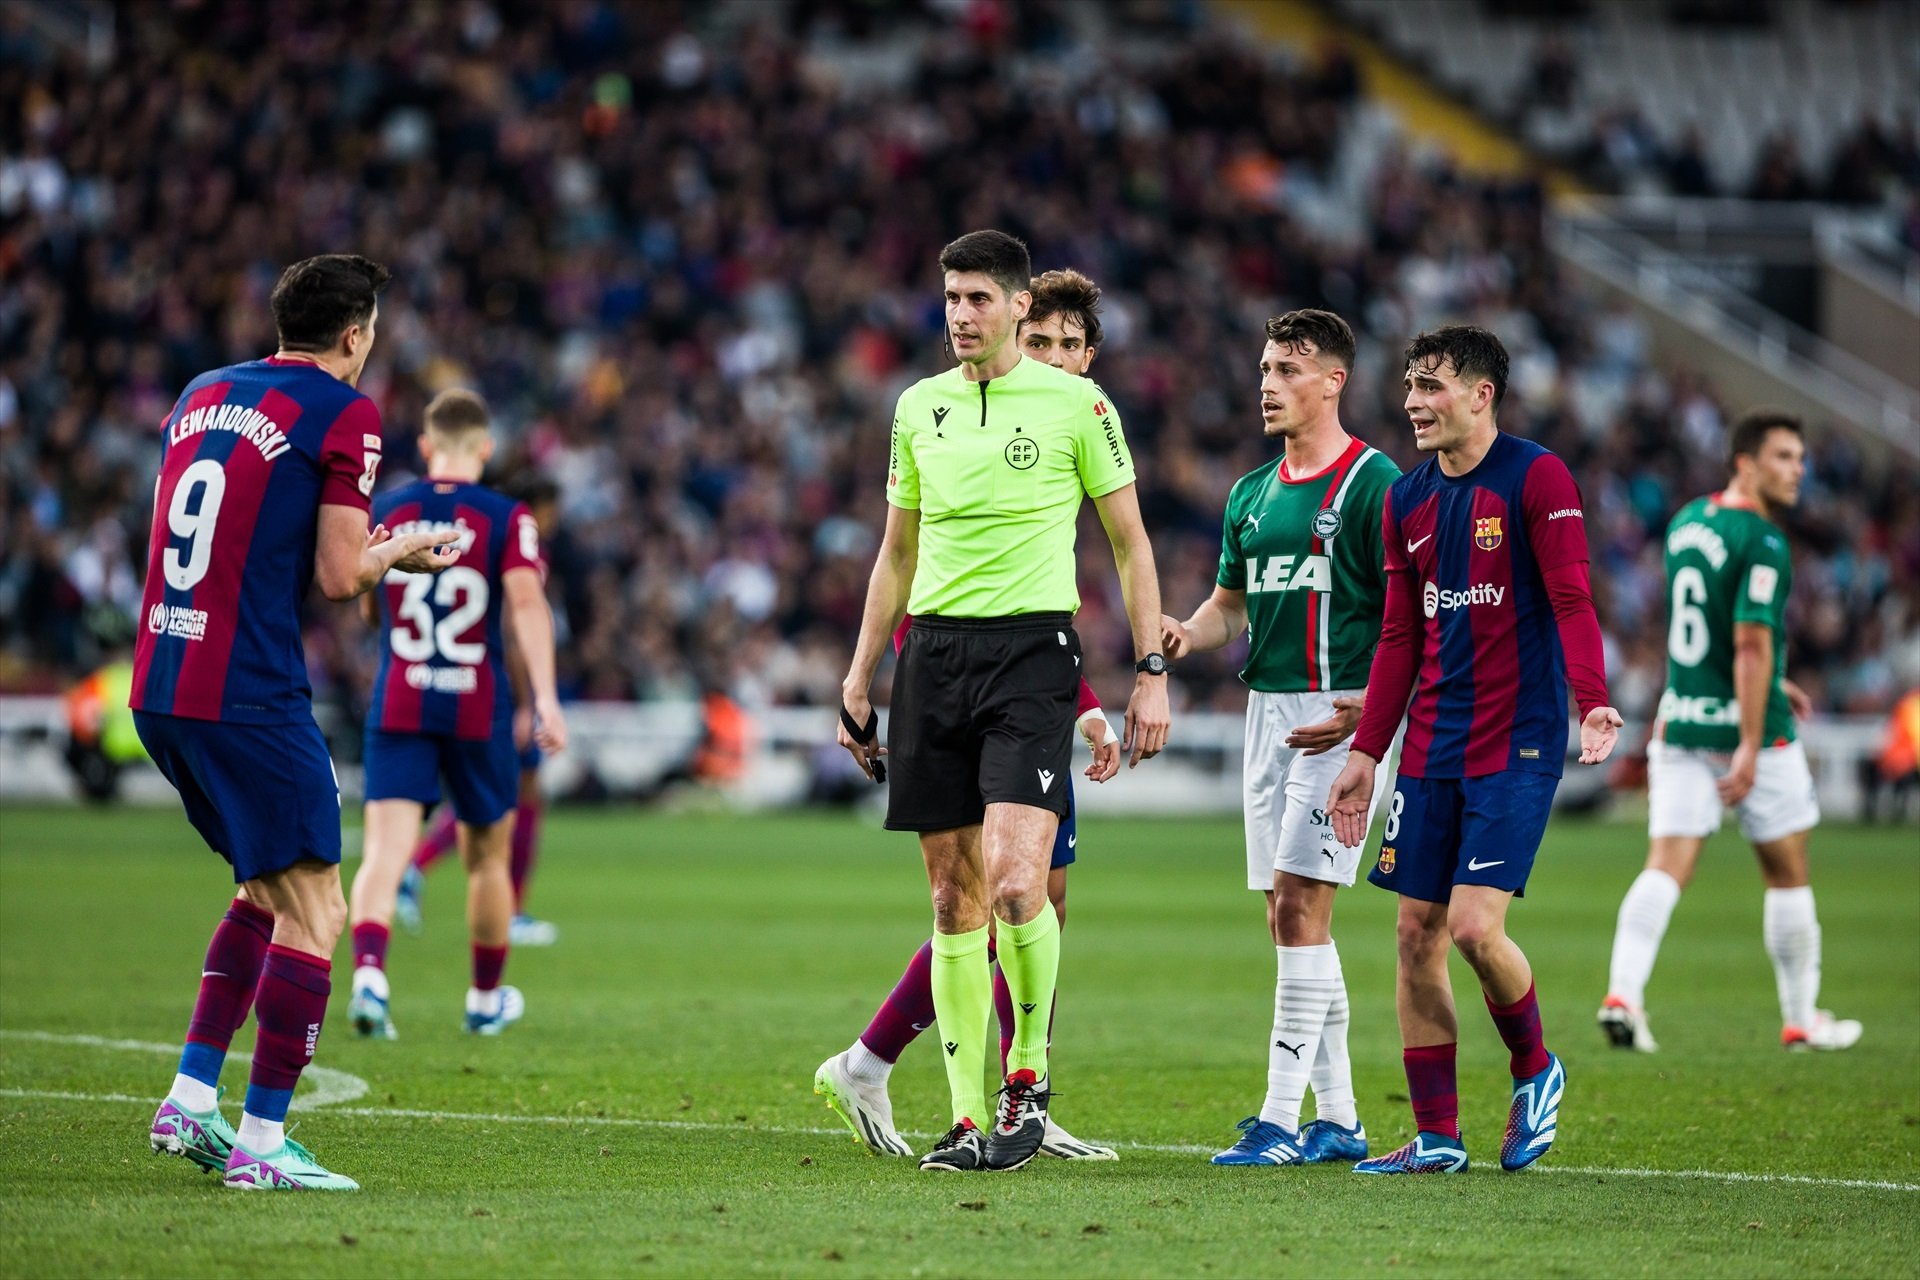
[1215, 438, 1398, 693]
[1659, 493, 1795, 750]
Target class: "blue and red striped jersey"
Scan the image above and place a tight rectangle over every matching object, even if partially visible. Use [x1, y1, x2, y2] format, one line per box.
[132, 357, 382, 724]
[1371, 432, 1593, 779]
[366, 480, 544, 741]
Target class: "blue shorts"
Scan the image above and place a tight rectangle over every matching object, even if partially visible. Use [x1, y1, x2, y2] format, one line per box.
[1050, 779, 1077, 870]
[519, 740, 544, 773]
[134, 711, 342, 884]
[1367, 772, 1559, 904]
[364, 728, 518, 826]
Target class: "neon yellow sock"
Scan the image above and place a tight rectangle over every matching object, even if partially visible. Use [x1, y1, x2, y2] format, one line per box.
[930, 924, 992, 1126]
[995, 907, 1060, 1079]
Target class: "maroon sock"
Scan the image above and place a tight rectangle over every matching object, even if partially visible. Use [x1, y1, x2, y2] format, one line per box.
[992, 961, 1016, 1071]
[351, 921, 390, 971]
[185, 898, 274, 1054]
[412, 807, 458, 873]
[472, 943, 508, 991]
[509, 797, 541, 912]
[857, 940, 934, 1062]
[1404, 1042, 1461, 1139]
[248, 946, 331, 1106]
[1486, 981, 1551, 1079]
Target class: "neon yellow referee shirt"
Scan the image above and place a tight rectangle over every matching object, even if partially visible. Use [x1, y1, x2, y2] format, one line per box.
[886, 355, 1135, 618]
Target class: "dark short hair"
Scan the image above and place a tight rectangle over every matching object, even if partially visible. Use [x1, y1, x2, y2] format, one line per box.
[1025, 268, 1104, 348]
[938, 230, 1031, 302]
[1404, 324, 1510, 412]
[424, 387, 490, 436]
[504, 472, 561, 507]
[270, 254, 391, 352]
[1265, 309, 1356, 372]
[1729, 409, 1803, 465]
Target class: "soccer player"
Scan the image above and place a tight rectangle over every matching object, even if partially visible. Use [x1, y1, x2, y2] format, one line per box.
[1161, 310, 1396, 1168]
[345, 389, 566, 1039]
[138, 254, 455, 1191]
[837, 231, 1170, 1172]
[1325, 325, 1623, 1175]
[815, 269, 1123, 1163]
[397, 474, 563, 949]
[1600, 411, 1860, 1053]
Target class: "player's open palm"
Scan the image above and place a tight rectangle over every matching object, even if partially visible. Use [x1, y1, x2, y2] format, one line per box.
[383, 526, 460, 575]
[1286, 695, 1364, 756]
[1579, 706, 1625, 765]
[1325, 756, 1375, 849]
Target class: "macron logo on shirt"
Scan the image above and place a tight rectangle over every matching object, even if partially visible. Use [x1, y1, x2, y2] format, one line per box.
[1423, 580, 1506, 617]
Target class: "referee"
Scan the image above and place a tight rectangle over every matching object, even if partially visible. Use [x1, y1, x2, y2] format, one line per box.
[838, 230, 1171, 1172]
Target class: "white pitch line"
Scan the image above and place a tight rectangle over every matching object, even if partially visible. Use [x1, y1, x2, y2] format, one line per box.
[0, 1029, 368, 1110]
[1, 1086, 1915, 1194]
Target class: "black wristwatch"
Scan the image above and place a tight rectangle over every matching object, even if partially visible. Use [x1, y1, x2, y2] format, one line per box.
[1135, 653, 1168, 676]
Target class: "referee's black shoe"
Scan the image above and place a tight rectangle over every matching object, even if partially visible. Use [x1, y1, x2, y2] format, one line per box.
[919, 1118, 986, 1172]
[984, 1070, 1050, 1171]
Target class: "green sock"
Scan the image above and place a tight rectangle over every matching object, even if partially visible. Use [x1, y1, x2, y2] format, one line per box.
[930, 924, 992, 1127]
[995, 907, 1060, 1079]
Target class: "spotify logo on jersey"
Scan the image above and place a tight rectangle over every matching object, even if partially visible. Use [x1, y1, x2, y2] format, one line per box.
[1423, 580, 1440, 618]
[1004, 439, 1038, 470]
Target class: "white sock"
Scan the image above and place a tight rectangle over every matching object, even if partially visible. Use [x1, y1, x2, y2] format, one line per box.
[169, 1073, 219, 1113]
[845, 1039, 892, 1086]
[466, 986, 503, 1017]
[1763, 886, 1821, 1030]
[236, 1113, 284, 1154]
[1308, 942, 1358, 1129]
[1260, 943, 1340, 1131]
[1608, 869, 1682, 1009]
[353, 964, 390, 999]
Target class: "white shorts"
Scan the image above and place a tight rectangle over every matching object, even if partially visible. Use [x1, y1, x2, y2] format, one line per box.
[1647, 738, 1820, 845]
[1244, 689, 1390, 890]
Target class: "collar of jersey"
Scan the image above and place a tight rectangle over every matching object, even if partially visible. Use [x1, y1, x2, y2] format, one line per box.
[1277, 435, 1364, 485]
[940, 353, 1040, 390]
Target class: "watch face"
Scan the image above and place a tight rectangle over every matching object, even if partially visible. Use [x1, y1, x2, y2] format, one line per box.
[1140, 654, 1167, 675]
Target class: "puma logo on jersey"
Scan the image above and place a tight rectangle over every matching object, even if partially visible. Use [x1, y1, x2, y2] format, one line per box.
[1245, 553, 1331, 595]
[1243, 512, 1264, 532]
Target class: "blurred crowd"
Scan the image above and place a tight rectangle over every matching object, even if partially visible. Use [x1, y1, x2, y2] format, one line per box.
[3, 0, 1915, 740]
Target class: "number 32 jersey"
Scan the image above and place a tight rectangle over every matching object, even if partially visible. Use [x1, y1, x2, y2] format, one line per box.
[367, 479, 544, 741]
[133, 358, 384, 724]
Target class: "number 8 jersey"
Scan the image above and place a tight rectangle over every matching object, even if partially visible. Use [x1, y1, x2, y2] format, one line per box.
[133, 358, 384, 723]
[367, 479, 544, 740]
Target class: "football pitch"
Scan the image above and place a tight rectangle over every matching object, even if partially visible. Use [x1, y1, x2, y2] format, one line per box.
[1, 805, 1915, 1278]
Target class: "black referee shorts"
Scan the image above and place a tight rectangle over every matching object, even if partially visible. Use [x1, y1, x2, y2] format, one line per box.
[885, 612, 1081, 833]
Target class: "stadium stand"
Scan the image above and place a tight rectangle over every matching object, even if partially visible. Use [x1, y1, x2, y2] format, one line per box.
[1, 0, 1915, 757]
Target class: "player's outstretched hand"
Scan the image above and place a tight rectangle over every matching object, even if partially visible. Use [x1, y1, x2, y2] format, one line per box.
[1081, 714, 1120, 783]
[533, 695, 568, 754]
[1160, 615, 1191, 660]
[1286, 695, 1365, 756]
[1123, 673, 1171, 768]
[1326, 753, 1377, 849]
[1783, 678, 1813, 721]
[836, 688, 886, 781]
[1578, 705, 1625, 764]
[1716, 741, 1759, 805]
[384, 527, 460, 575]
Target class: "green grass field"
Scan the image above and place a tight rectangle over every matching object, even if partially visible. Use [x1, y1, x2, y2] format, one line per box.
[1, 804, 1916, 1278]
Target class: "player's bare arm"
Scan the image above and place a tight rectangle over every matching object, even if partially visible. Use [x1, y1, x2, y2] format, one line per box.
[1092, 481, 1170, 767]
[1160, 584, 1247, 660]
[504, 565, 567, 754]
[1782, 677, 1812, 720]
[838, 503, 919, 778]
[315, 505, 456, 600]
[1718, 620, 1774, 803]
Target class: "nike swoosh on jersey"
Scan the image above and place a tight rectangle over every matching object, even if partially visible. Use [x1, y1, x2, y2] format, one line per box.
[1407, 534, 1433, 554]
[1465, 857, 1505, 871]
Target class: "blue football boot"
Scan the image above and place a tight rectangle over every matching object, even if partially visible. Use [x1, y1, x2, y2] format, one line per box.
[1299, 1118, 1369, 1163]
[1352, 1131, 1468, 1174]
[1210, 1117, 1305, 1166]
[1501, 1052, 1564, 1171]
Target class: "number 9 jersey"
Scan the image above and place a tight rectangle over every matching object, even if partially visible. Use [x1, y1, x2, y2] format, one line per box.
[366, 479, 545, 741]
[133, 357, 384, 724]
